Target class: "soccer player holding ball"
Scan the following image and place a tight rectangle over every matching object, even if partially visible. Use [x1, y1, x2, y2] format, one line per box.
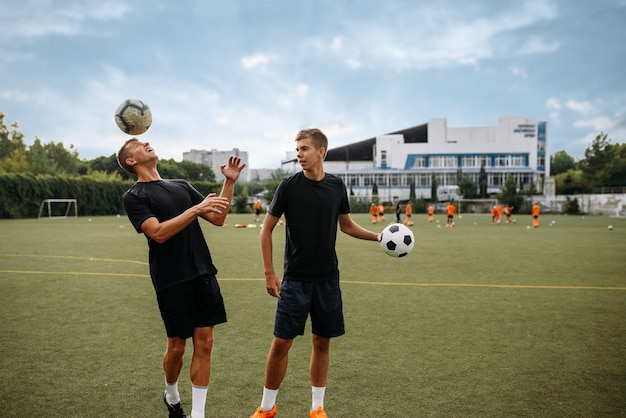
[117, 138, 245, 418]
[250, 129, 381, 418]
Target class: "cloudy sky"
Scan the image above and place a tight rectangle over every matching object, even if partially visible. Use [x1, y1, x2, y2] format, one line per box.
[1, 0, 625, 169]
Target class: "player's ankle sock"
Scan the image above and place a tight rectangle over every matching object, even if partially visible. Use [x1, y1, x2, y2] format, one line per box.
[191, 384, 208, 418]
[165, 380, 180, 405]
[311, 386, 326, 411]
[261, 387, 278, 412]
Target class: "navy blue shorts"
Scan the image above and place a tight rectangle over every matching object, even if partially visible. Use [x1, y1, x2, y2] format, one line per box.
[274, 278, 345, 339]
[156, 275, 227, 339]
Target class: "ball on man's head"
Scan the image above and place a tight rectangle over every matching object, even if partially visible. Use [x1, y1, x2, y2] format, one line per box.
[380, 223, 415, 258]
[114, 98, 152, 135]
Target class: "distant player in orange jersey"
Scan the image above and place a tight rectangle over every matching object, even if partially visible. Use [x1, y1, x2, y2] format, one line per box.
[254, 199, 262, 222]
[446, 202, 456, 227]
[427, 204, 434, 222]
[404, 201, 413, 226]
[532, 202, 540, 228]
[491, 206, 498, 224]
[377, 203, 385, 222]
[370, 203, 379, 224]
[503, 204, 514, 223]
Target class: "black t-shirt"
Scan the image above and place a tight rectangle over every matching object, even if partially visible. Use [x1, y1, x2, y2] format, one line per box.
[123, 179, 217, 293]
[268, 171, 350, 281]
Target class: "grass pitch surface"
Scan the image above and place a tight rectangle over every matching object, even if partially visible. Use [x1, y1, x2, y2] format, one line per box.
[0, 213, 624, 417]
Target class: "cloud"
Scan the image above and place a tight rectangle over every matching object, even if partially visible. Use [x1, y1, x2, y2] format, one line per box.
[546, 98, 561, 110]
[295, 84, 309, 96]
[566, 100, 594, 115]
[319, 1, 559, 72]
[1, 0, 130, 39]
[517, 35, 560, 55]
[344, 59, 362, 69]
[330, 36, 344, 50]
[573, 113, 626, 136]
[241, 53, 270, 71]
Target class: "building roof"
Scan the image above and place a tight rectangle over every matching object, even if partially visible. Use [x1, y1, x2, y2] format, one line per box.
[388, 123, 428, 143]
[326, 137, 376, 161]
[325, 123, 428, 162]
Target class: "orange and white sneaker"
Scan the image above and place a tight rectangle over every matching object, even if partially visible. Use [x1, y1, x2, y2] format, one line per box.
[310, 406, 328, 418]
[250, 405, 277, 418]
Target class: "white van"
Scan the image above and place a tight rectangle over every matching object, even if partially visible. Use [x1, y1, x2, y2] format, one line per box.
[436, 186, 462, 202]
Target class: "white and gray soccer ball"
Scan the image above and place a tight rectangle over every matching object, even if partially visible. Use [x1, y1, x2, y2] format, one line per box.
[114, 98, 152, 135]
[380, 223, 415, 258]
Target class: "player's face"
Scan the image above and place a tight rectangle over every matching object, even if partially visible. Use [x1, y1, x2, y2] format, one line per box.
[296, 137, 324, 171]
[126, 140, 158, 167]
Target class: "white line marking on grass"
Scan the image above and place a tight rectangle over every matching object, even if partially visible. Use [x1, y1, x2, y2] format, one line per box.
[1, 264, 624, 292]
[0, 253, 148, 266]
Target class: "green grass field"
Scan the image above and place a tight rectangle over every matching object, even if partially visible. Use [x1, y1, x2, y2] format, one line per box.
[1, 213, 625, 417]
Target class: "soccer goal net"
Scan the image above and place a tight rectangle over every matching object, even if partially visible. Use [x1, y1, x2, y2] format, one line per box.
[38, 199, 78, 219]
[458, 198, 498, 215]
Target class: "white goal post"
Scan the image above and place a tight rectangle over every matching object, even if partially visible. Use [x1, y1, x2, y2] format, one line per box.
[458, 198, 498, 215]
[38, 199, 78, 219]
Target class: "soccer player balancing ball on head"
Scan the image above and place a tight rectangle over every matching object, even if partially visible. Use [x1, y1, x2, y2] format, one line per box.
[250, 128, 381, 418]
[117, 138, 245, 418]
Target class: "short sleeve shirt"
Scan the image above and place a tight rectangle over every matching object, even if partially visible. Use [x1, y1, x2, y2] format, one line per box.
[123, 179, 217, 293]
[268, 172, 350, 281]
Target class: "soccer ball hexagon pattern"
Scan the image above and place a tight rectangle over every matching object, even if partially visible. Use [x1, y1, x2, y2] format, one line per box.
[380, 223, 415, 258]
[114, 98, 152, 135]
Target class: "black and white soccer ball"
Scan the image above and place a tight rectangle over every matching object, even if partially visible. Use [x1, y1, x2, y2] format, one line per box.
[114, 98, 152, 135]
[380, 223, 415, 258]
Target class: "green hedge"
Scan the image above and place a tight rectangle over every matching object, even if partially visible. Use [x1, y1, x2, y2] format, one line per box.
[0, 174, 226, 219]
[0, 174, 129, 218]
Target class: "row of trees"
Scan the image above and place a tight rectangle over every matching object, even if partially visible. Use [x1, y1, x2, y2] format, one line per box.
[0, 113, 218, 182]
[550, 132, 626, 194]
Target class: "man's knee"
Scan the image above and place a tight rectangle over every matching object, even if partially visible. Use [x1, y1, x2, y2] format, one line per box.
[312, 335, 330, 354]
[193, 327, 215, 355]
[166, 338, 187, 359]
[270, 336, 293, 357]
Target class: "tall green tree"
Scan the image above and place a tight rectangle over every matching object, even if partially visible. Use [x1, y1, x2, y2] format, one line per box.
[582, 132, 614, 186]
[550, 150, 576, 175]
[0, 149, 29, 173]
[479, 164, 487, 198]
[606, 143, 626, 187]
[458, 174, 478, 198]
[498, 173, 522, 208]
[430, 174, 437, 202]
[88, 154, 131, 179]
[0, 114, 27, 160]
[263, 168, 291, 204]
[43, 141, 80, 175]
[26, 138, 58, 175]
[554, 169, 586, 194]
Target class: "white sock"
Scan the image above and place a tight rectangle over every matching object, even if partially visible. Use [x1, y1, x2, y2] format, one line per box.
[165, 380, 180, 405]
[311, 386, 326, 411]
[261, 387, 278, 412]
[191, 385, 208, 418]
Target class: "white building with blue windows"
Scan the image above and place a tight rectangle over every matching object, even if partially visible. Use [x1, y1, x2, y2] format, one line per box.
[319, 117, 548, 202]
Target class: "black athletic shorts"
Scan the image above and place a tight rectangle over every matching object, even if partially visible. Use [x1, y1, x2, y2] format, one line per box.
[274, 277, 345, 340]
[156, 275, 227, 339]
